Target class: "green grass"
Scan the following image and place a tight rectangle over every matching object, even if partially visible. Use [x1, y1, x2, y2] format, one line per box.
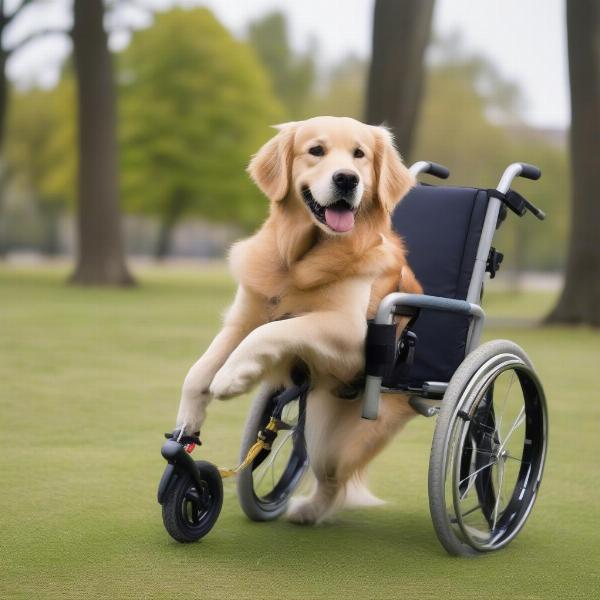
[483, 289, 559, 321]
[1, 265, 598, 599]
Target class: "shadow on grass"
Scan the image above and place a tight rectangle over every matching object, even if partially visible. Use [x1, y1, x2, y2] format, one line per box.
[149, 507, 443, 565]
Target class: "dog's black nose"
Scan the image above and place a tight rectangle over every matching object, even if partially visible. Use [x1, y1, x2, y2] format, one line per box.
[332, 170, 359, 194]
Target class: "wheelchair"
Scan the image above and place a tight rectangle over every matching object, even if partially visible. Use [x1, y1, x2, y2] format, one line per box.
[159, 161, 548, 556]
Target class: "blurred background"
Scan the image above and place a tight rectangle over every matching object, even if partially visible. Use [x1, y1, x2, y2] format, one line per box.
[0, 0, 597, 326]
[2, 2, 599, 597]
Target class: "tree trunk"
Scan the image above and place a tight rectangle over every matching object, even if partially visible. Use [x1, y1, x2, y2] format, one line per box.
[546, 0, 600, 326]
[365, 0, 435, 160]
[155, 190, 186, 260]
[70, 0, 134, 285]
[0, 50, 7, 154]
[38, 202, 62, 256]
[0, 50, 8, 258]
[155, 219, 173, 261]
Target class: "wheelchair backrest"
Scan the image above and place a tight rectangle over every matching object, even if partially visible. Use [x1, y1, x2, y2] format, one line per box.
[388, 185, 490, 386]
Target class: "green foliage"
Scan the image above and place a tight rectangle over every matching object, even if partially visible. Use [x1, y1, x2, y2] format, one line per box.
[414, 40, 569, 271]
[2, 12, 569, 268]
[119, 7, 283, 231]
[308, 55, 367, 119]
[300, 32, 569, 270]
[247, 11, 315, 119]
[5, 79, 76, 207]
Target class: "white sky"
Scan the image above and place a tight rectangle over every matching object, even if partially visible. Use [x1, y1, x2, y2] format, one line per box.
[4, 0, 569, 128]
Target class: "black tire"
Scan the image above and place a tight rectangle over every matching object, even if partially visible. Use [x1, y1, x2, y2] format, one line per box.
[162, 460, 223, 543]
[237, 384, 309, 521]
[429, 340, 548, 556]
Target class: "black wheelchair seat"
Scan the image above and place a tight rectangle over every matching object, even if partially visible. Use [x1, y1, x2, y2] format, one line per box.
[386, 185, 490, 387]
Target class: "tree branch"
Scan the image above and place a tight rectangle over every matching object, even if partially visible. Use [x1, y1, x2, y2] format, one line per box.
[4, 0, 148, 56]
[6, 27, 68, 56]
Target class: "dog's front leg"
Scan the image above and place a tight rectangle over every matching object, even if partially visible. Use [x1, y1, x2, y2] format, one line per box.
[176, 286, 266, 434]
[210, 311, 366, 399]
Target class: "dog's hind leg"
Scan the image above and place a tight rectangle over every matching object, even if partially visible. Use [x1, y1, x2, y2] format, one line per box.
[286, 386, 345, 525]
[286, 389, 416, 524]
[336, 393, 417, 512]
[343, 470, 386, 508]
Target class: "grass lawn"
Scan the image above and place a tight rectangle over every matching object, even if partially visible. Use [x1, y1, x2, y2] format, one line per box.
[1, 265, 598, 599]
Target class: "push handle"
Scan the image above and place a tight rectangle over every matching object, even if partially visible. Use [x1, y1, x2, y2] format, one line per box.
[409, 160, 450, 180]
[494, 162, 545, 221]
[518, 163, 542, 181]
[424, 162, 450, 179]
[497, 162, 542, 193]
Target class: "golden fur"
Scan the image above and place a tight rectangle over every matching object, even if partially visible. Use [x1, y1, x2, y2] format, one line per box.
[177, 116, 422, 524]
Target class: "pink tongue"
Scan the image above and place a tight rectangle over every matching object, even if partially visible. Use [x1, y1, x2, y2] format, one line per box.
[324, 208, 355, 232]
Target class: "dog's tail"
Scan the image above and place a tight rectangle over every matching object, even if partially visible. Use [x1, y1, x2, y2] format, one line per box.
[343, 471, 385, 508]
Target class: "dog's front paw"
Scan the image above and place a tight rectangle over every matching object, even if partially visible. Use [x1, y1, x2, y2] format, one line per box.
[209, 358, 263, 399]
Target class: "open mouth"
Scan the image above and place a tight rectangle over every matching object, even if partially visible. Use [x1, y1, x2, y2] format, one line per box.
[301, 186, 357, 233]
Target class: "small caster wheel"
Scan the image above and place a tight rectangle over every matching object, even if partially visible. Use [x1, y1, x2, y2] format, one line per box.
[161, 460, 223, 543]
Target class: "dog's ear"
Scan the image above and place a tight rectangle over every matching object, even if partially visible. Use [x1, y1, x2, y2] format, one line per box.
[371, 126, 415, 214]
[247, 122, 298, 202]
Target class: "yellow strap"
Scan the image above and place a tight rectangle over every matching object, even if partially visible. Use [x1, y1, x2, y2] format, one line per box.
[218, 417, 279, 478]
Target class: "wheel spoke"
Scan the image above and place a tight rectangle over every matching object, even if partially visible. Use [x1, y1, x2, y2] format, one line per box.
[505, 454, 529, 464]
[500, 406, 525, 452]
[450, 503, 483, 523]
[459, 471, 477, 501]
[492, 461, 506, 531]
[271, 455, 275, 490]
[463, 446, 494, 455]
[461, 503, 483, 518]
[254, 429, 295, 490]
[469, 418, 496, 435]
[458, 459, 496, 486]
[458, 441, 499, 500]
[497, 371, 516, 438]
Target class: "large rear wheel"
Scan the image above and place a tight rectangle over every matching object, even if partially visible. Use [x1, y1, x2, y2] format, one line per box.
[237, 385, 309, 521]
[429, 340, 548, 555]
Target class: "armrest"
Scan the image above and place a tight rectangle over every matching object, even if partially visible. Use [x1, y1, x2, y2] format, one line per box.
[373, 292, 484, 324]
[362, 293, 485, 420]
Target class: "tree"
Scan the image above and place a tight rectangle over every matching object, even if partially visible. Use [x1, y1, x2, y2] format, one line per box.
[365, 0, 435, 159]
[414, 36, 569, 276]
[0, 0, 64, 153]
[119, 8, 282, 258]
[70, 0, 134, 285]
[308, 55, 367, 120]
[247, 11, 315, 119]
[546, 0, 600, 326]
[5, 82, 76, 254]
[0, 0, 66, 246]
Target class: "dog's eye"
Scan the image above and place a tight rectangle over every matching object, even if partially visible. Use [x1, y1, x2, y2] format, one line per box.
[309, 145, 325, 157]
[353, 148, 365, 159]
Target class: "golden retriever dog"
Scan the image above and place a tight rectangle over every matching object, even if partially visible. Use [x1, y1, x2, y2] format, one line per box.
[176, 116, 422, 524]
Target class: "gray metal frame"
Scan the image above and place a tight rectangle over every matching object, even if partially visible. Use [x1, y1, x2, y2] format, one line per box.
[361, 162, 536, 420]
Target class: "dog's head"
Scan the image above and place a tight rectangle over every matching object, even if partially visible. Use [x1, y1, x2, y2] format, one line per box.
[248, 116, 414, 234]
